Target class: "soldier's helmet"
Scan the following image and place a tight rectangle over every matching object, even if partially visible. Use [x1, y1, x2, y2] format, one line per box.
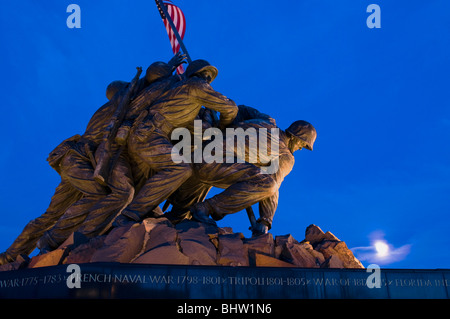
[185, 59, 218, 83]
[145, 61, 173, 84]
[106, 80, 128, 100]
[286, 120, 317, 151]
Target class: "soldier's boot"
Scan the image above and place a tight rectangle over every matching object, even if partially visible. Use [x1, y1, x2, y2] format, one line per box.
[250, 221, 269, 237]
[112, 214, 137, 228]
[36, 232, 61, 254]
[112, 206, 163, 228]
[190, 202, 217, 226]
[0, 252, 15, 266]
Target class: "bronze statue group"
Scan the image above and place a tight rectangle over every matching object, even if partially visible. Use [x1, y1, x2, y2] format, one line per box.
[0, 54, 317, 265]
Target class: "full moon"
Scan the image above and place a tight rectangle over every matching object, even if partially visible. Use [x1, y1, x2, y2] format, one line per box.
[374, 241, 389, 257]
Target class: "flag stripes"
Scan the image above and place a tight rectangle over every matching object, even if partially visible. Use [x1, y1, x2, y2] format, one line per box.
[162, 0, 186, 74]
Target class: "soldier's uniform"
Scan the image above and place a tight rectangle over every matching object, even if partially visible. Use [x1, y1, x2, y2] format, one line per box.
[35, 98, 134, 251]
[117, 60, 238, 223]
[0, 156, 83, 264]
[37, 63, 185, 251]
[0, 63, 182, 262]
[167, 105, 276, 221]
[189, 120, 317, 234]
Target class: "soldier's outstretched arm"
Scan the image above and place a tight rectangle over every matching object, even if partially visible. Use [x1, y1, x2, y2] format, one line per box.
[190, 81, 238, 128]
[237, 105, 276, 126]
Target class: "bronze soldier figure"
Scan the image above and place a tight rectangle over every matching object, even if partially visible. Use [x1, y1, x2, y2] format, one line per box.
[36, 58, 186, 252]
[0, 57, 186, 262]
[35, 97, 135, 252]
[0, 52, 315, 265]
[165, 105, 277, 223]
[113, 59, 238, 226]
[188, 119, 316, 235]
[0, 87, 133, 258]
[0, 135, 83, 264]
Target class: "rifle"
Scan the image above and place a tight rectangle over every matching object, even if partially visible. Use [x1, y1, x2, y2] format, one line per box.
[246, 206, 258, 230]
[93, 67, 143, 186]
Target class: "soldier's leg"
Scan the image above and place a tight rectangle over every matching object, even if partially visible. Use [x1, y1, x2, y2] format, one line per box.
[0, 181, 82, 263]
[257, 191, 279, 229]
[194, 161, 277, 221]
[37, 152, 109, 251]
[121, 131, 193, 222]
[166, 175, 212, 222]
[76, 152, 134, 237]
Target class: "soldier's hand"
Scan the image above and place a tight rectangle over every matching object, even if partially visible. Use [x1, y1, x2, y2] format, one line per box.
[168, 52, 187, 68]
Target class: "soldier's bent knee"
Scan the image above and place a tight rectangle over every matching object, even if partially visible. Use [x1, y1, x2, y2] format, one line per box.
[256, 174, 278, 196]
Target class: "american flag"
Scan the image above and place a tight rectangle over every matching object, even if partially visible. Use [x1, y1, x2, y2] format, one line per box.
[156, 0, 186, 74]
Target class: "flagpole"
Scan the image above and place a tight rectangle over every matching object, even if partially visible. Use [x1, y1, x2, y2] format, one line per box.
[155, 0, 192, 64]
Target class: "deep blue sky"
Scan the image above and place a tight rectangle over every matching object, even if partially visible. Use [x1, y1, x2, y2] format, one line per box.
[1, 1, 449, 268]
